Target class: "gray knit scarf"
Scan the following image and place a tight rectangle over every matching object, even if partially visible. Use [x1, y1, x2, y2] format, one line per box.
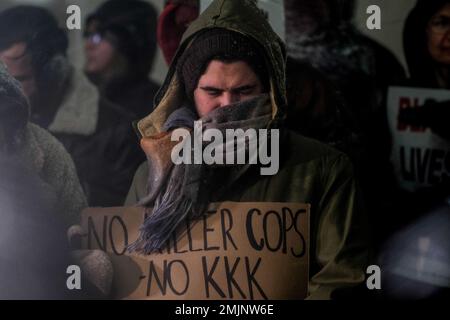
[128, 94, 272, 254]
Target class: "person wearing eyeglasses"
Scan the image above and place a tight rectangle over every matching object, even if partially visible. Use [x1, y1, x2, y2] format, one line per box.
[381, 0, 450, 229]
[381, 0, 450, 204]
[78, 0, 161, 207]
[427, 4, 450, 87]
[83, 0, 159, 122]
[399, 0, 450, 143]
[376, 1, 450, 299]
[404, 0, 450, 90]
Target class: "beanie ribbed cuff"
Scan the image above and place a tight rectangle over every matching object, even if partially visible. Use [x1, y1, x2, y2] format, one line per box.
[176, 29, 268, 97]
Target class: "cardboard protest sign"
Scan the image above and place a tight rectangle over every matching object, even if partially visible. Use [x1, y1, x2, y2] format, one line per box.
[81, 202, 310, 300]
[387, 86, 450, 192]
[200, 0, 285, 41]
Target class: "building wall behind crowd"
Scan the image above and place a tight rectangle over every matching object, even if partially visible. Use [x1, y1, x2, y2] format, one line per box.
[0, 0, 416, 83]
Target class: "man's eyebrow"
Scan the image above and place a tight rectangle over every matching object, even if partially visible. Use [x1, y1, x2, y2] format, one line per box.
[199, 84, 257, 92]
[199, 86, 223, 91]
[231, 84, 257, 92]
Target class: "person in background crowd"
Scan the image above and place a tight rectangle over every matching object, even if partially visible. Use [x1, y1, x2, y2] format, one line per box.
[400, 0, 450, 139]
[387, 0, 450, 227]
[157, 0, 200, 65]
[78, 0, 160, 206]
[0, 60, 86, 227]
[0, 6, 102, 203]
[378, 0, 450, 299]
[1, 58, 114, 298]
[284, 0, 405, 128]
[405, 0, 450, 89]
[84, 0, 160, 122]
[0, 6, 78, 133]
[283, 0, 404, 257]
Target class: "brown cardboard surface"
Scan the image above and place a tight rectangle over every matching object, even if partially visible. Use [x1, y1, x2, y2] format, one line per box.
[81, 202, 310, 300]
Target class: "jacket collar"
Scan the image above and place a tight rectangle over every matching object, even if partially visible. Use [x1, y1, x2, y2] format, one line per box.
[47, 70, 99, 136]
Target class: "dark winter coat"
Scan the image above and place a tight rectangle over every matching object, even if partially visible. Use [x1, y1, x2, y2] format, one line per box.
[48, 70, 157, 207]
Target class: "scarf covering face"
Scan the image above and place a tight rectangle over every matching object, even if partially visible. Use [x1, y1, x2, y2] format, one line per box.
[128, 94, 272, 254]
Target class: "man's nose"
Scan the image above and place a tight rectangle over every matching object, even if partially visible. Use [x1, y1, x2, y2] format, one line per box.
[219, 92, 239, 107]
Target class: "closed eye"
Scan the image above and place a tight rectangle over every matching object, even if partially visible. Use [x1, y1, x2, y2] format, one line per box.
[201, 87, 222, 96]
[237, 88, 253, 95]
[233, 85, 257, 96]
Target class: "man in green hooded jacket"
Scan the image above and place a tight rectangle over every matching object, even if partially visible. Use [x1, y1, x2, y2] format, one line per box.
[126, 0, 368, 300]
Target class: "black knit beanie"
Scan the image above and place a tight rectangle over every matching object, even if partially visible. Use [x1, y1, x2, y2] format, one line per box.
[177, 28, 269, 98]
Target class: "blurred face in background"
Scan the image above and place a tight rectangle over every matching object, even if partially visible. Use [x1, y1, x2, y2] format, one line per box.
[0, 42, 36, 99]
[84, 22, 127, 82]
[427, 3, 450, 66]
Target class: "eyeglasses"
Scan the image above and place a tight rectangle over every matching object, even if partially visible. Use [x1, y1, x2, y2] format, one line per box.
[428, 16, 450, 35]
[83, 31, 103, 45]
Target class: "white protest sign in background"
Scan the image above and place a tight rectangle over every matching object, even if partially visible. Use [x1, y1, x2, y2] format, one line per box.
[387, 86, 450, 192]
[81, 202, 310, 300]
[200, 0, 285, 41]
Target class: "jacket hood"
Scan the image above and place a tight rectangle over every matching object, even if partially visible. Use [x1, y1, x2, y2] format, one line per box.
[403, 0, 450, 86]
[137, 0, 286, 138]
